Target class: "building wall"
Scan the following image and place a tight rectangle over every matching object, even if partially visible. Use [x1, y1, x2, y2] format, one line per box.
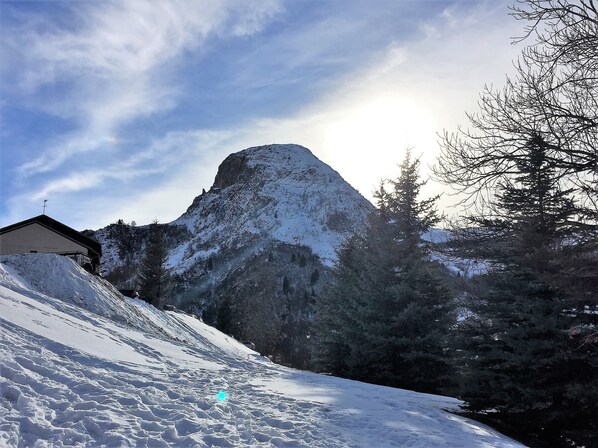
[0, 223, 89, 256]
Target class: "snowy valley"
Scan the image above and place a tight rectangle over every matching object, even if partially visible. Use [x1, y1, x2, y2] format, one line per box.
[0, 254, 524, 447]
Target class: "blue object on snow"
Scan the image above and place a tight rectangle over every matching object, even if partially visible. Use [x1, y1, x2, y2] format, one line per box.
[217, 390, 228, 401]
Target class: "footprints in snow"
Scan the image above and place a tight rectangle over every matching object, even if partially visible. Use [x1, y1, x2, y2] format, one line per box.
[1, 324, 350, 447]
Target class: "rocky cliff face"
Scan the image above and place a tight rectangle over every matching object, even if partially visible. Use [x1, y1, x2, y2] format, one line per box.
[93, 144, 373, 366]
[174, 144, 371, 264]
[212, 152, 252, 189]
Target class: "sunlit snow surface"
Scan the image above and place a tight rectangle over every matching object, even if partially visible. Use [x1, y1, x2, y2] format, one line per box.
[0, 255, 524, 447]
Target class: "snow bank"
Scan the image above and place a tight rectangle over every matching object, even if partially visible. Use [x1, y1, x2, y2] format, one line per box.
[0, 254, 524, 447]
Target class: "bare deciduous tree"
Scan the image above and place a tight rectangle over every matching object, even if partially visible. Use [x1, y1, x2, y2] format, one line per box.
[511, 0, 598, 72]
[434, 0, 597, 218]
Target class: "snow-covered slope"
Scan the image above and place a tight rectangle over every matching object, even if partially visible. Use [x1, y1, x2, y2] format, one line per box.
[95, 144, 373, 281]
[172, 144, 372, 268]
[93, 144, 374, 342]
[422, 229, 489, 277]
[0, 254, 524, 447]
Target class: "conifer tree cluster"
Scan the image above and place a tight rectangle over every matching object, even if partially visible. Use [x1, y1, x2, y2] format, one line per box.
[316, 3, 597, 444]
[138, 220, 169, 309]
[433, 1, 598, 444]
[450, 136, 597, 443]
[314, 152, 454, 394]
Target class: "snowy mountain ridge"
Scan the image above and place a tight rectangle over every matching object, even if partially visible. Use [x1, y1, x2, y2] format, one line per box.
[93, 144, 373, 317]
[0, 253, 525, 447]
[173, 144, 372, 266]
[90, 144, 485, 366]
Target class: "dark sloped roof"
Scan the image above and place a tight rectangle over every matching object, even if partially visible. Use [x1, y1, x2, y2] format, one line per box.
[0, 214, 102, 257]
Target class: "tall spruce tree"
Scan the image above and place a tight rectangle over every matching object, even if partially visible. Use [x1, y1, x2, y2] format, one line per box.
[138, 220, 169, 309]
[432, 3, 597, 443]
[453, 135, 598, 444]
[314, 151, 454, 394]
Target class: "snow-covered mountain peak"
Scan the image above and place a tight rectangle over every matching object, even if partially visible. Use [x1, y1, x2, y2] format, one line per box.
[174, 144, 373, 264]
[94, 143, 373, 326]
[242, 143, 327, 171]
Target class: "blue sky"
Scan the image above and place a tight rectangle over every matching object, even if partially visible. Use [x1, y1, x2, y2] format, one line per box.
[0, 0, 521, 230]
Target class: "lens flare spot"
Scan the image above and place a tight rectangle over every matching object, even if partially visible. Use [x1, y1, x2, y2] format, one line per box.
[217, 390, 228, 401]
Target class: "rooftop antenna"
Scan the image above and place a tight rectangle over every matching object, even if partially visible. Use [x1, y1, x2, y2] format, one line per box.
[42, 199, 47, 215]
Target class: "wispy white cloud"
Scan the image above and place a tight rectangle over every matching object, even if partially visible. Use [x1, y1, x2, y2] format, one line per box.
[13, 0, 282, 91]
[1, 0, 525, 229]
[81, 129, 238, 227]
[4, 0, 283, 178]
[24, 126, 235, 202]
[28, 162, 166, 201]
[65, 1, 523, 229]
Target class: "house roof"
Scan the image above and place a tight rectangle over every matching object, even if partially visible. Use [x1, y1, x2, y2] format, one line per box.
[0, 214, 102, 257]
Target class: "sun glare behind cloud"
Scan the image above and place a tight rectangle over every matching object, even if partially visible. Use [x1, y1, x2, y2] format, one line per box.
[320, 95, 438, 196]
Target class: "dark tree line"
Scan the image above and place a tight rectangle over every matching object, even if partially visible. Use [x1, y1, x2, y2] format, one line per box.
[205, 244, 324, 369]
[138, 220, 170, 309]
[314, 2, 597, 446]
[313, 151, 454, 394]
[432, 1, 597, 446]
[447, 135, 597, 446]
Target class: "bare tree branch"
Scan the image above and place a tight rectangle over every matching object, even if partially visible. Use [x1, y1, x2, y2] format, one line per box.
[434, 0, 597, 223]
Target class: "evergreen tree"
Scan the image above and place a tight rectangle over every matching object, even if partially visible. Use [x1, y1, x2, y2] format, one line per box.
[453, 135, 598, 444]
[432, 3, 598, 442]
[138, 220, 169, 308]
[312, 232, 366, 375]
[314, 151, 454, 394]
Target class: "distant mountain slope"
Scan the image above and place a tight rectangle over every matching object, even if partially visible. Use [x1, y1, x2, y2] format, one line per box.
[173, 144, 372, 265]
[95, 144, 372, 279]
[0, 254, 524, 447]
[91, 144, 373, 365]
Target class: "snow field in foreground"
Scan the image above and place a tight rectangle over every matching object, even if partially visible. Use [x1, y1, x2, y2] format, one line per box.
[0, 254, 524, 447]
